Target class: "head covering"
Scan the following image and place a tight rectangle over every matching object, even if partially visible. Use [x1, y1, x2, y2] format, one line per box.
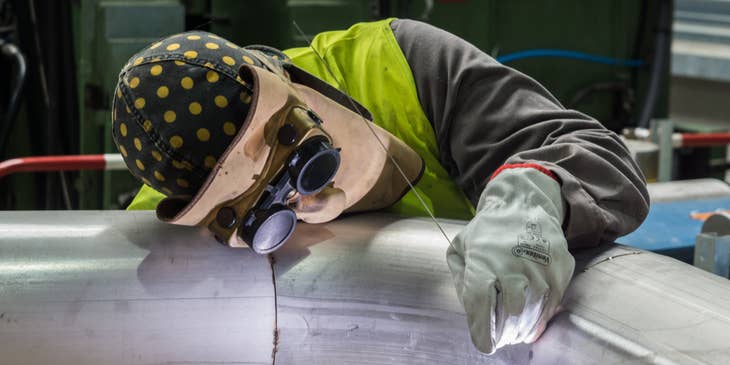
[111, 31, 287, 197]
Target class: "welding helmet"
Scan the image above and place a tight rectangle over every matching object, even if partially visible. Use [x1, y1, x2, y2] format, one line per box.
[112, 31, 423, 253]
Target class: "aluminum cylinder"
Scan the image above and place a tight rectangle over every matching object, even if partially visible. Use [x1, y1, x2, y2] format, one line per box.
[2, 211, 730, 364]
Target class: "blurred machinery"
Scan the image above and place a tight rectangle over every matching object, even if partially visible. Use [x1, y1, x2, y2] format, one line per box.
[651, 0, 730, 182]
[0, 0, 671, 209]
[0, 0, 81, 210]
[696, 212, 730, 278]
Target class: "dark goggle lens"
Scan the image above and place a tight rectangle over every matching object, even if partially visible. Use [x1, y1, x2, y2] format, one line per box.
[239, 206, 297, 254]
[289, 139, 340, 195]
[235, 138, 338, 254]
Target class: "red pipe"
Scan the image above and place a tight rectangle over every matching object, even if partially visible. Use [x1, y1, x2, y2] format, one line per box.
[679, 133, 730, 147]
[0, 155, 106, 179]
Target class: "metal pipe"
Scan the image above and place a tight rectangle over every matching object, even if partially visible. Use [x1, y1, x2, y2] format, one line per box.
[2, 211, 730, 364]
[0, 153, 125, 179]
[673, 132, 730, 148]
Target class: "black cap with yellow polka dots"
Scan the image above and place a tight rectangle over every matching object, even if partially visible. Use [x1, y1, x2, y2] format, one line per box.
[111, 31, 289, 197]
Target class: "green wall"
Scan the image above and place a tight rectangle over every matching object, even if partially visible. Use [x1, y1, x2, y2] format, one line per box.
[65, 0, 665, 209]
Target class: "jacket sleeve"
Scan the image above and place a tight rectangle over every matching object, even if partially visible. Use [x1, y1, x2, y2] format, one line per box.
[390, 19, 649, 248]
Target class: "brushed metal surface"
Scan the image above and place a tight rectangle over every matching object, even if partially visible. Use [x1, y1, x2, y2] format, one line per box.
[275, 215, 730, 364]
[272, 215, 501, 364]
[2, 211, 730, 364]
[0, 211, 275, 365]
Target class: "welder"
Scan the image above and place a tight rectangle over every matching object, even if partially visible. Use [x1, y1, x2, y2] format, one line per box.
[111, 19, 649, 354]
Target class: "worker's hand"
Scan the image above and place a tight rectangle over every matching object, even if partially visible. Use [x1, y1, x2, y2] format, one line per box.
[446, 166, 575, 354]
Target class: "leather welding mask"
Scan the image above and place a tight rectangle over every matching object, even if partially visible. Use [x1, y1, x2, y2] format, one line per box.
[155, 64, 423, 254]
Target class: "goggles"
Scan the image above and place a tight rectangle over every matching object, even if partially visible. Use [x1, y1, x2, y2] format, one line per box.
[156, 63, 424, 254]
[216, 117, 340, 253]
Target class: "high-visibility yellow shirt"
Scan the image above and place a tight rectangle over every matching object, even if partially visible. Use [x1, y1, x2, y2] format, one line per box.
[128, 18, 475, 220]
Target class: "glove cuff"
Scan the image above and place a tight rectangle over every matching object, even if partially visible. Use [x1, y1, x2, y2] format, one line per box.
[490, 163, 558, 182]
[483, 164, 566, 225]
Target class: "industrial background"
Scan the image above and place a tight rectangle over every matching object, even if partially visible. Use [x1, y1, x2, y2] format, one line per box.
[0, 0, 674, 211]
[5, 0, 730, 266]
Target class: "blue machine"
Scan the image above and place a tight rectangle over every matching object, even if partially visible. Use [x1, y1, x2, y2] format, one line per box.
[618, 196, 730, 263]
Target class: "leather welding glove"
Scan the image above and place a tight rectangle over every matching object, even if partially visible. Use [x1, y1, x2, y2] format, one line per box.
[446, 166, 575, 354]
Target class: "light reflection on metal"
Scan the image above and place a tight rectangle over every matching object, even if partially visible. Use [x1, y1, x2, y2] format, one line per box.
[0, 223, 106, 238]
[0, 259, 137, 275]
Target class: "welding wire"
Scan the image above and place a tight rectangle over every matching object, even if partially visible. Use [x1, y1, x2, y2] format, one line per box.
[292, 21, 454, 247]
[0, 154, 126, 179]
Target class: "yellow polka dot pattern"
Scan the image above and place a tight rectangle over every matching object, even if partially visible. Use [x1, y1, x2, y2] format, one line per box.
[164, 110, 176, 123]
[223, 122, 236, 136]
[197, 128, 210, 142]
[113, 30, 278, 197]
[206, 70, 219, 83]
[134, 97, 145, 109]
[214, 95, 228, 108]
[181, 76, 194, 89]
[222, 56, 235, 66]
[240, 92, 252, 104]
[172, 160, 190, 170]
[204, 156, 217, 169]
[150, 65, 163, 76]
[188, 102, 202, 115]
[157, 86, 169, 98]
[170, 135, 183, 148]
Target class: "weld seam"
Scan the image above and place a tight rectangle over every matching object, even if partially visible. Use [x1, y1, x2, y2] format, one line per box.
[269, 253, 278, 364]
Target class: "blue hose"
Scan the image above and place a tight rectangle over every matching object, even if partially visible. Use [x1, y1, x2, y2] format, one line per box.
[496, 49, 644, 67]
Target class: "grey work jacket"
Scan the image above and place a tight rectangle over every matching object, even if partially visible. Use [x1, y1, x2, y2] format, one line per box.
[391, 19, 650, 249]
